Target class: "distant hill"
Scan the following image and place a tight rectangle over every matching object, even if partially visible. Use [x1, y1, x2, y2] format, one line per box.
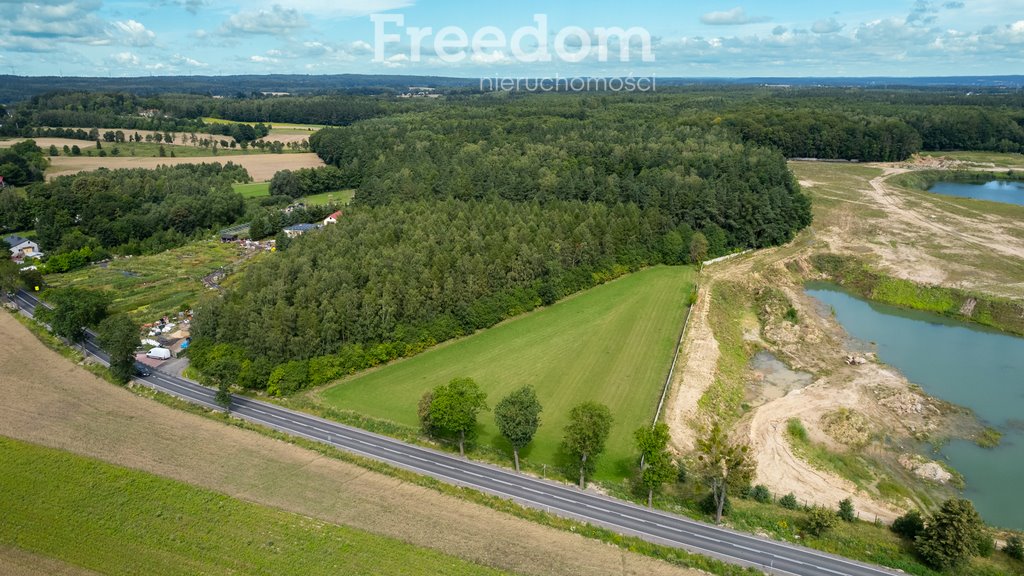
[1, 74, 1022, 103]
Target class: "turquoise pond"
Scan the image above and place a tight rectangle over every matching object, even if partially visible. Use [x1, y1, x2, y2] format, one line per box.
[806, 282, 1024, 530]
[927, 179, 1024, 206]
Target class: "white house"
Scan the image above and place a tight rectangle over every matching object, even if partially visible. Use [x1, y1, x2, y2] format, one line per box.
[4, 235, 44, 261]
[323, 210, 343, 225]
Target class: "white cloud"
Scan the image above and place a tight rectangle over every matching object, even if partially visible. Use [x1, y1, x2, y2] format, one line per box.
[701, 7, 771, 26]
[221, 5, 308, 36]
[249, 54, 278, 63]
[255, 0, 414, 17]
[111, 20, 156, 47]
[811, 18, 844, 34]
[171, 54, 208, 68]
[108, 51, 140, 66]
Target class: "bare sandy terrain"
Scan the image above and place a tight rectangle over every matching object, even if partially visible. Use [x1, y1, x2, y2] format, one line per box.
[0, 311, 698, 576]
[46, 153, 324, 182]
[663, 283, 718, 454]
[661, 159, 1023, 521]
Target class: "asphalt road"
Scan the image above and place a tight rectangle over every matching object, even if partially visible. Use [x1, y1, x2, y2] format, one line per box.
[11, 289, 900, 576]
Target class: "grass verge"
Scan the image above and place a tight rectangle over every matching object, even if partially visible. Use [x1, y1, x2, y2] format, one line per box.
[0, 436, 508, 576]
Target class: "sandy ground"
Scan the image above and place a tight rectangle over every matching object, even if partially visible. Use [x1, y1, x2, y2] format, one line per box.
[660, 159, 1022, 521]
[0, 311, 699, 576]
[663, 283, 718, 454]
[46, 153, 324, 182]
[0, 546, 100, 576]
[0, 137, 92, 151]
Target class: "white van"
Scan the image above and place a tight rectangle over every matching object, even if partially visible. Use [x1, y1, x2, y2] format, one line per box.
[146, 347, 172, 360]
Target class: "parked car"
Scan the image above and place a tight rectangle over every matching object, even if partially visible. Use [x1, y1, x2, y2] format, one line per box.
[133, 362, 152, 377]
[146, 347, 172, 360]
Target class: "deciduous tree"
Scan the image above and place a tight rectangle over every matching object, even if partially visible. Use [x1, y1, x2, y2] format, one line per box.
[695, 422, 753, 523]
[428, 377, 488, 456]
[562, 402, 613, 489]
[494, 385, 542, 472]
[634, 423, 676, 507]
[98, 314, 139, 384]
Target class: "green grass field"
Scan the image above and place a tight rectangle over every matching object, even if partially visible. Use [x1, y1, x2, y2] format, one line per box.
[45, 239, 255, 321]
[316, 266, 695, 481]
[0, 436, 505, 576]
[233, 181, 271, 197]
[232, 182, 355, 206]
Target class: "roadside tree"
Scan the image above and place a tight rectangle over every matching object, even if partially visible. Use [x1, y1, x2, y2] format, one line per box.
[428, 377, 489, 456]
[98, 314, 139, 384]
[634, 422, 676, 507]
[695, 422, 753, 523]
[562, 402, 613, 489]
[494, 385, 542, 472]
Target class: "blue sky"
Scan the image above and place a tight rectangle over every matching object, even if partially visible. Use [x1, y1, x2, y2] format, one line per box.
[2, 0, 1023, 77]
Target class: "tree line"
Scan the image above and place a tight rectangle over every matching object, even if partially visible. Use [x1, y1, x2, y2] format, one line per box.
[189, 196, 770, 394]
[27, 163, 248, 261]
[0, 139, 47, 187]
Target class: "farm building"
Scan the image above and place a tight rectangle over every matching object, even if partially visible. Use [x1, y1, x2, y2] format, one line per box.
[323, 210, 343, 225]
[283, 223, 317, 238]
[4, 235, 44, 261]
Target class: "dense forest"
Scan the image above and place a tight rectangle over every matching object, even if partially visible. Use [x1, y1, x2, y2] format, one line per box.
[30, 164, 248, 259]
[310, 99, 812, 251]
[191, 199, 714, 393]
[0, 139, 47, 186]
[7, 88, 1024, 160]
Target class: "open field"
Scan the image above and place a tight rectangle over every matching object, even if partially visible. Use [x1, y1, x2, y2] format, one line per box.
[303, 189, 355, 205]
[1, 436, 507, 576]
[315, 266, 695, 481]
[232, 182, 355, 204]
[0, 310, 697, 576]
[202, 117, 322, 144]
[44, 239, 255, 321]
[45, 152, 324, 181]
[233, 181, 271, 197]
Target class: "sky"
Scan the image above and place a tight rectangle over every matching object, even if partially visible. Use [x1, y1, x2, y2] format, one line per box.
[2, 0, 1024, 77]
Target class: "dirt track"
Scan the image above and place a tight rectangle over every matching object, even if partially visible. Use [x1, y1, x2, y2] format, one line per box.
[46, 153, 324, 182]
[0, 311, 698, 576]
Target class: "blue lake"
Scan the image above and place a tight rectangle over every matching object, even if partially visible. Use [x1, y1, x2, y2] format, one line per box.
[806, 283, 1024, 529]
[927, 180, 1024, 206]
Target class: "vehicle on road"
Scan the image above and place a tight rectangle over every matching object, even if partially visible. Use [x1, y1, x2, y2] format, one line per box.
[133, 362, 151, 377]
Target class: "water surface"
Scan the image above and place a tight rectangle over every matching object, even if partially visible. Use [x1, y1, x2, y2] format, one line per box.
[927, 180, 1024, 206]
[806, 282, 1024, 529]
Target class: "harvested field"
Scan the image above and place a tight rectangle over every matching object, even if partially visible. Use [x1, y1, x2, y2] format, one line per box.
[0, 311, 698, 576]
[46, 153, 324, 181]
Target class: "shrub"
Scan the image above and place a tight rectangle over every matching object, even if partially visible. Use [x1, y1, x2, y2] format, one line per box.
[266, 360, 310, 396]
[786, 418, 808, 443]
[1005, 535, 1024, 561]
[838, 498, 856, 522]
[976, 533, 995, 558]
[891, 510, 925, 540]
[915, 499, 985, 571]
[805, 507, 838, 537]
[779, 493, 799, 510]
[676, 460, 687, 484]
[750, 484, 772, 504]
[699, 492, 731, 517]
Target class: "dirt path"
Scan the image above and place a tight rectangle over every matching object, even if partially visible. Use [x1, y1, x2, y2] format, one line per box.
[46, 153, 324, 182]
[0, 311, 699, 576]
[744, 377, 904, 523]
[664, 283, 718, 453]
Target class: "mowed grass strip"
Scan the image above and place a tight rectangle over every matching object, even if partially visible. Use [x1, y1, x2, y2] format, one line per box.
[317, 266, 695, 480]
[0, 436, 507, 576]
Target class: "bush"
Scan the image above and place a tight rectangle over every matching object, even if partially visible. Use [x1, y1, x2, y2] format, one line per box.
[266, 360, 310, 396]
[699, 492, 731, 517]
[891, 510, 925, 540]
[915, 499, 985, 571]
[838, 498, 856, 522]
[786, 418, 808, 442]
[805, 507, 838, 537]
[976, 533, 995, 558]
[1005, 535, 1024, 561]
[779, 493, 799, 510]
[750, 484, 772, 504]
[676, 461, 687, 484]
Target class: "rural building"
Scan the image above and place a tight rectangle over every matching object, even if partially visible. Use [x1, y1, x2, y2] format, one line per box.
[4, 235, 44, 261]
[283, 223, 317, 238]
[323, 210, 342, 225]
[284, 202, 306, 214]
